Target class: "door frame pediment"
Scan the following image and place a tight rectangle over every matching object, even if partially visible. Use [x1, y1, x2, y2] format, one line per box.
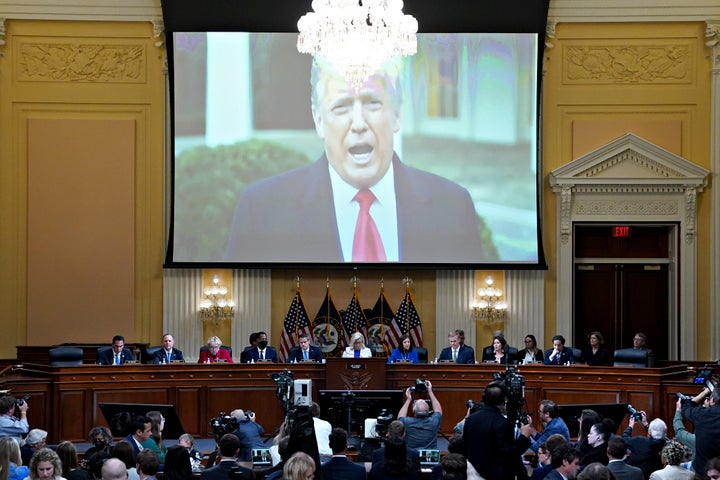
[549, 133, 709, 359]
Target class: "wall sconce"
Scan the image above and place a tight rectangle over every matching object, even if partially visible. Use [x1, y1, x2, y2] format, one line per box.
[473, 276, 507, 324]
[199, 275, 235, 325]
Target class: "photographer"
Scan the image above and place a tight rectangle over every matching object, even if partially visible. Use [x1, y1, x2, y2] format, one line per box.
[230, 409, 267, 461]
[398, 380, 442, 450]
[621, 410, 667, 478]
[0, 396, 29, 442]
[528, 400, 570, 453]
[463, 380, 532, 480]
[681, 385, 720, 474]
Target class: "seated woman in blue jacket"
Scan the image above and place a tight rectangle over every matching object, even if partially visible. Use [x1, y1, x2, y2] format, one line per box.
[388, 335, 419, 364]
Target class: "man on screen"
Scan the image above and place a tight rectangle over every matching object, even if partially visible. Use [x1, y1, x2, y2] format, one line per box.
[225, 57, 487, 263]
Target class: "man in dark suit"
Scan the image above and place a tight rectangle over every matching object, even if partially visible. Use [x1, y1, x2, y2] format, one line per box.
[240, 332, 260, 363]
[244, 331, 278, 363]
[287, 333, 325, 363]
[606, 437, 644, 480]
[321, 428, 367, 480]
[136, 449, 160, 480]
[201, 434, 253, 480]
[371, 421, 421, 474]
[463, 381, 532, 480]
[544, 445, 581, 480]
[544, 334, 575, 365]
[226, 57, 487, 264]
[437, 332, 475, 364]
[97, 335, 136, 365]
[152, 333, 185, 364]
[123, 415, 152, 461]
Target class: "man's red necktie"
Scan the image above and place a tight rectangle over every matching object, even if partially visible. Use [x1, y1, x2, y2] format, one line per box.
[352, 189, 387, 262]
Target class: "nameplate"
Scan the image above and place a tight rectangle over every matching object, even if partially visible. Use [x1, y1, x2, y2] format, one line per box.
[299, 359, 316, 363]
[125, 360, 138, 364]
[393, 359, 411, 363]
[214, 359, 228, 363]
[256, 359, 273, 362]
[438, 359, 455, 363]
[346, 363, 366, 370]
[170, 360, 185, 363]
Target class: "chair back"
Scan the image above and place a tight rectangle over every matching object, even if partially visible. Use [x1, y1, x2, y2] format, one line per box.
[414, 347, 428, 363]
[96, 346, 112, 364]
[49, 346, 84, 366]
[144, 345, 163, 364]
[613, 348, 650, 367]
[570, 347, 584, 364]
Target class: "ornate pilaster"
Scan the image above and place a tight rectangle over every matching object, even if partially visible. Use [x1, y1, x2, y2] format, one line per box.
[707, 20, 720, 361]
[560, 185, 572, 244]
[0, 18, 6, 56]
[684, 187, 698, 244]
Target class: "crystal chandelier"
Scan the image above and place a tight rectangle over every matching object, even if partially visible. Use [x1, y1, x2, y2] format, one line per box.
[297, 0, 418, 91]
[473, 276, 508, 325]
[199, 275, 235, 325]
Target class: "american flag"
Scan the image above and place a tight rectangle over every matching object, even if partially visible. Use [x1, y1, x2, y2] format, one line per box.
[368, 290, 395, 355]
[279, 290, 312, 362]
[342, 291, 368, 348]
[392, 290, 423, 348]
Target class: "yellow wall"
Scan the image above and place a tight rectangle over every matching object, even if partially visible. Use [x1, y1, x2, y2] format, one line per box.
[542, 22, 712, 355]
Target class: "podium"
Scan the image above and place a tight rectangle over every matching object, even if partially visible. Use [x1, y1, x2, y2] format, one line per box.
[325, 357, 386, 390]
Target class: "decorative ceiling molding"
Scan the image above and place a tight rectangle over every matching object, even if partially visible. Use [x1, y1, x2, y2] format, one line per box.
[0, 0, 162, 22]
[549, 0, 720, 23]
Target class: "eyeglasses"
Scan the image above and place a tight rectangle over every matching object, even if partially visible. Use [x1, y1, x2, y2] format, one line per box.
[525, 340, 533, 343]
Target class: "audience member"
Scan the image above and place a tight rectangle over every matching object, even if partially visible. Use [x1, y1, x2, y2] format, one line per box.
[439, 453, 467, 480]
[398, 380, 442, 450]
[20, 430, 47, 466]
[0, 396, 29, 443]
[152, 334, 184, 364]
[230, 409, 266, 461]
[100, 458, 127, 480]
[84, 427, 113, 480]
[672, 397, 700, 457]
[135, 450, 159, 480]
[282, 452, 316, 480]
[581, 332, 613, 367]
[438, 333, 474, 364]
[56, 442, 90, 480]
[481, 335, 510, 364]
[321, 428, 367, 480]
[200, 434, 252, 480]
[161, 446, 191, 480]
[519, 334, 544, 364]
[240, 333, 261, 364]
[463, 380, 532, 480]
[631, 332, 655, 367]
[371, 421, 421, 475]
[681, 386, 720, 474]
[388, 335, 419, 364]
[545, 445, 581, 480]
[342, 332, 372, 358]
[141, 412, 166, 463]
[0, 436, 29, 480]
[369, 436, 418, 480]
[531, 435, 569, 480]
[649, 440, 693, 480]
[544, 335, 574, 365]
[579, 422, 611, 466]
[529, 400, 570, 453]
[198, 336, 233, 364]
[177, 434, 202, 473]
[97, 336, 135, 365]
[122, 416, 152, 460]
[575, 410, 601, 455]
[310, 403, 332, 463]
[27, 448, 64, 480]
[606, 436, 644, 480]
[706, 457, 720, 480]
[261, 435, 290, 480]
[244, 332, 278, 363]
[576, 462, 613, 480]
[622, 412, 667, 478]
[110, 442, 139, 480]
[430, 435, 480, 480]
[288, 333, 324, 363]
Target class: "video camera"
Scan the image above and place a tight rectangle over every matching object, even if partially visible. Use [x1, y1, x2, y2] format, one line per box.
[209, 412, 238, 441]
[373, 409, 394, 437]
[493, 366, 528, 425]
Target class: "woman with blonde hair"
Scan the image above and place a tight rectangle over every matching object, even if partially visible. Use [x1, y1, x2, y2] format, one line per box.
[25, 448, 64, 480]
[0, 437, 29, 480]
[282, 452, 315, 480]
[342, 332, 372, 358]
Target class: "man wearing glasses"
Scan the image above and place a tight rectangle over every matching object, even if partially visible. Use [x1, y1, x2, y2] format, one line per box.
[528, 400, 570, 453]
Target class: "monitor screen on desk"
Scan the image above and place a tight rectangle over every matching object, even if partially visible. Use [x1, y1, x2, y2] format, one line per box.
[99, 403, 186, 439]
[318, 390, 404, 436]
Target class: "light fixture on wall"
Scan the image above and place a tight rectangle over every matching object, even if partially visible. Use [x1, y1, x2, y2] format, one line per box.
[297, 0, 418, 91]
[473, 276, 507, 324]
[199, 275, 235, 325]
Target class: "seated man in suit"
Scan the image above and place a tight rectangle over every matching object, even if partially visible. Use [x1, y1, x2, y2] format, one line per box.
[123, 415, 152, 460]
[544, 335, 575, 365]
[287, 333, 324, 363]
[545, 445, 581, 480]
[98, 335, 136, 365]
[136, 449, 160, 480]
[244, 331, 278, 363]
[152, 333, 185, 364]
[321, 428, 367, 480]
[437, 332, 475, 364]
[631, 332, 655, 367]
[198, 336, 233, 364]
[201, 434, 253, 480]
[371, 421, 421, 474]
[240, 332, 261, 364]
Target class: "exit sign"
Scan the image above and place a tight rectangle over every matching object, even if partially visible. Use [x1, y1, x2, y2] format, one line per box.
[613, 226, 630, 237]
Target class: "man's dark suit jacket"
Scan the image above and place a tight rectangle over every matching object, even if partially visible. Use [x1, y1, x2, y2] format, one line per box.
[244, 347, 279, 363]
[371, 446, 421, 473]
[437, 346, 475, 364]
[201, 460, 253, 480]
[462, 403, 530, 480]
[606, 460, 645, 480]
[287, 345, 324, 363]
[226, 155, 486, 263]
[97, 348, 135, 365]
[321, 456, 367, 480]
[543, 470, 564, 480]
[122, 434, 142, 461]
[152, 348, 185, 364]
[543, 347, 575, 365]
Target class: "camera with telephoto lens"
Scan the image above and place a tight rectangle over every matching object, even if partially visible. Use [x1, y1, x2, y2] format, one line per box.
[374, 409, 394, 437]
[467, 399, 475, 409]
[493, 367, 528, 425]
[676, 392, 692, 402]
[244, 410, 253, 419]
[410, 378, 427, 393]
[627, 404, 644, 422]
[209, 412, 239, 441]
[15, 394, 30, 408]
